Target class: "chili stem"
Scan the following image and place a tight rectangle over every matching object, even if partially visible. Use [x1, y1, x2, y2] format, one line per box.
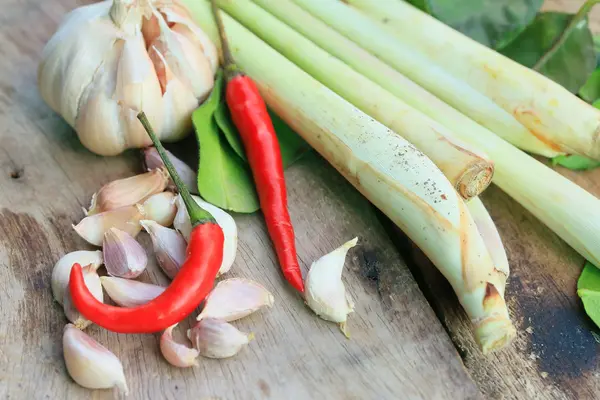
[211, 0, 241, 80]
[137, 112, 214, 225]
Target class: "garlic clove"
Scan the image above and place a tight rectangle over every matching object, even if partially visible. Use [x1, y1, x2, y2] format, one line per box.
[148, 40, 198, 140]
[140, 220, 187, 279]
[103, 227, 148, 278]
[142, 191, 177, 226]
[63, 264, 103, 330]
[63, 324, 128, 394]
[100, 276, 165, 307]
[142, 146, 198, 194]
[197, 278, 274, 322]
[87, 169, 168, 215]
[115, 31, 165, 149]
[173, 194, 237, 275]
[52, 250, 103, 306]
[304, 238, 358, 335]
[73, 204, 146, 246]
[188, 318, 253, 359]
[160, 324, 200, 368]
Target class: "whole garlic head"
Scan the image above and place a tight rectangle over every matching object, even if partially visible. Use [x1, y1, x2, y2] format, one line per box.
[38, 0, 217, 156]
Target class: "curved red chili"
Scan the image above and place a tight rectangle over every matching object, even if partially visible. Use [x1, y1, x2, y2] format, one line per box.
[212, 1, 304, 293]
[69, 112, 224, 333]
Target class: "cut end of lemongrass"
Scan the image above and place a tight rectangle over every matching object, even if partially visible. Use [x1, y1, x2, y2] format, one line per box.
[457, 161, 494, 200]
[474, 316, 517, 355]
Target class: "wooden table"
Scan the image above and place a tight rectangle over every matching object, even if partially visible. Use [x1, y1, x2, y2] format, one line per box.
[0, 1, 597, 399]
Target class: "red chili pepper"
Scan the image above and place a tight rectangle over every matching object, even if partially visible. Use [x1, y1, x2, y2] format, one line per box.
[211, 1, 304, 293]
[68, 112, 224, 333]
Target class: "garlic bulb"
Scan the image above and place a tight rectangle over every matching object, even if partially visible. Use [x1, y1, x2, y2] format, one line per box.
[160, 324, 199, 368]
[103, 227, 148, 278]
[304, 238, 358, 337]
[101, 276, 165, 307]
[38, 0, 217, 156]
[188, 318, 253, 359]
[63, 264, 104, 330]
[51, 250, 103, 305]
[142, 191, 177, 226]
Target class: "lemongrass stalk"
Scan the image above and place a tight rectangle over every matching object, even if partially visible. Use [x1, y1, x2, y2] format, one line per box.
[344, 0, 600, 160]
[291, 0, 563, 158]
[467, 198, 509, 297]
[215, 0, 493, 200]
[291, 0, 600, 272]
[184, 0, 514, 353]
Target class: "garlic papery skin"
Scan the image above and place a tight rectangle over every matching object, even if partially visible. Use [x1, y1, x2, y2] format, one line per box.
[101, 276, 165, 307]
[140, 220, 187, 279]
[38, 0, 217, 156]
[305, 238, 358, 337]
[103, 227, 148, 278]
[142, 146, 198, 194]
[52, 250, 103, 306]
[73, 204, 146, 246]
[87, 169, 168, 215]
[63, 324, 128, 394]
[63, 264, 104, 330]
[197, 278, 274, 322]
[188, 318, 253, 359]
[142, 191, 177, 226]
[160, 324, 199, 368]
[174, 194, 237, 275]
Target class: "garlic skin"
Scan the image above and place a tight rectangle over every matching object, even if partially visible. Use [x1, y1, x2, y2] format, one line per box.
[197, 278, 274, 322]
[174, 194, 237, 275]
[142, 191, 177, 226]
[87, 169, 168, 215]
[304, 238, 358, 337]
[142, 146, 198, 194]
[101, 276, 165, 307]
[140, 220, 187, 279]
[38, 0, 217, 156]
[188, 318, 253, 359]
[63, 324, 128, 394]
[73, 204, 146, 246]
[103, 227, 148, 278]
[63, 264, 104, 330]
[52, 250, 103, 305]
[160, 324, 199, 368]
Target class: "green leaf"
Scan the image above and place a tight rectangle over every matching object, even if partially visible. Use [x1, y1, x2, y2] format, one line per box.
[193, 115, 260, 213]
[499, 12, 596, 93]
[406, 0, 543, 49]
[578, 262, 600, 329]
[579, 69, 600, 102]
[551, 154, 600, 170]
[593, 98, 600, 108]
[214, 101, 247, 161]
[214, 101, 311, 168]
[193, 70, 223, 126]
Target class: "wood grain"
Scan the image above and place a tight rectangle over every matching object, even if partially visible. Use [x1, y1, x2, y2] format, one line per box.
[0, 1, 480, 399]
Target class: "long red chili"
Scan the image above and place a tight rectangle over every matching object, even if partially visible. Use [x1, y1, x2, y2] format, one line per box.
[68, 112, 224, 333]
[211, 1, 304, 293]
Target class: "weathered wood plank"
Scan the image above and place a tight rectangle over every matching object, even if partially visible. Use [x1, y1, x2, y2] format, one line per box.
[0, 0, 479, 399]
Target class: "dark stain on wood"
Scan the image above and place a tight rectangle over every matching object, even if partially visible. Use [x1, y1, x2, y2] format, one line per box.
[357, 248, 380, 284]
[257, 379, 271, 398]
[509, 274, 600, 380]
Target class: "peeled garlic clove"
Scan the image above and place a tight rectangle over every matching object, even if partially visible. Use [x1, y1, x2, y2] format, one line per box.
[305, 238, 358, 336]
[100, 276, 164, 307]
[140, 220, 187, 279]
[73, 204, 146, 246]
[197, 278, 274, 322]
[87, 169, 168, 215]
[188, 318, 252, 359]
[160, 324, 199, 368]
[51, 250, 103, 305]
[63, 324, 128, 394]
[173, 194, 237, 275]
[142, 191, 177, 226]
[63, 264, 103, 330]
[103, 227, 148, 278]
[142, 146, 198, 194]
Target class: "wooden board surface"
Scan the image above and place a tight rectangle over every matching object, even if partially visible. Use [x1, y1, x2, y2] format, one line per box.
[0, 0, 480, 399]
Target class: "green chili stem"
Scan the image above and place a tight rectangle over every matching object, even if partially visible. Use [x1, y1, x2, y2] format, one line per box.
[137, 112, 214, 225]
[533, 0, 600, 71]
[211, 0, 242, 81]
